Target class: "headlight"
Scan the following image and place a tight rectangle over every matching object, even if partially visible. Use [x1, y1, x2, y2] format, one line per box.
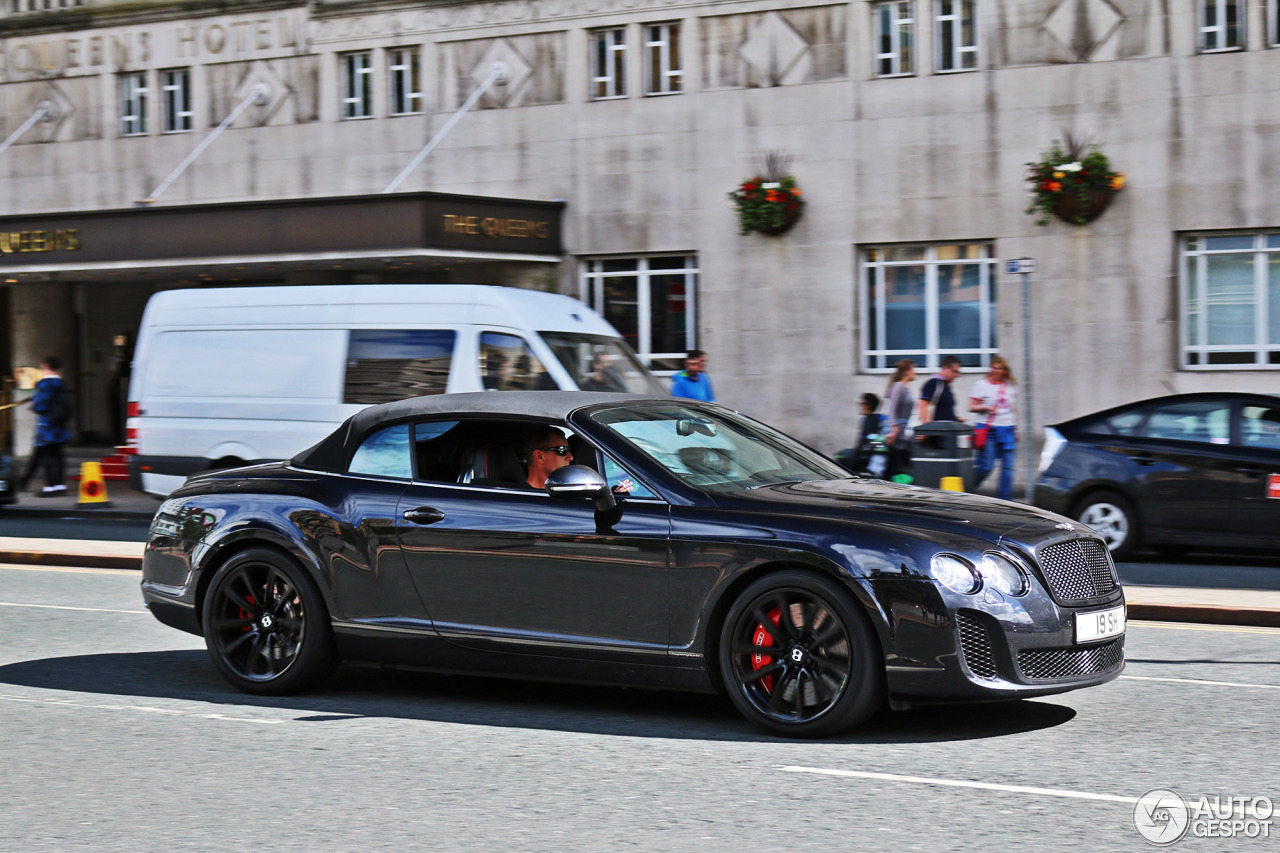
[978, 552, 1028, 596]
[931, 554, 980, 595]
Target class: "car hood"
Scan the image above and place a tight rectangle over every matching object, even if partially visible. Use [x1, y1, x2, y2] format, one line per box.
[718, 478, 1083, 544]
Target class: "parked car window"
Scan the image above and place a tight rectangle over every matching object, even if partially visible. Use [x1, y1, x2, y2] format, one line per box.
[593, 404, 848, 493]
[1082, 411, 1145, 436]
[349, 423, 413, 479]
[480, 332, 555, 391]
[344, 329, 456, 404]
[1241, 405, 1280, 449]
[1142, 401, 1231, 444]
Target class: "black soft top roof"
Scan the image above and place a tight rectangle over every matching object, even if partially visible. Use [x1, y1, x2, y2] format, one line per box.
[292, 391, 673, 472]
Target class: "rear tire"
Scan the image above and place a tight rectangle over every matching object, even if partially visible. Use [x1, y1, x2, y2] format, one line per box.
[1074, 490, 1139, 561]
[201, 548, 336, 695]
[719, 570, 884, 738]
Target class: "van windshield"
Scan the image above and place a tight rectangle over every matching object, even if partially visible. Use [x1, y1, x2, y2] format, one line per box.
[540, 332, 667, 395]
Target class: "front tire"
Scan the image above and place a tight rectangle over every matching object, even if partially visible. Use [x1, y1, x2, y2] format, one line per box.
[719, 570, 884, 738]
[1074, 490, 1139, 561]
[201, 547, 336, 695]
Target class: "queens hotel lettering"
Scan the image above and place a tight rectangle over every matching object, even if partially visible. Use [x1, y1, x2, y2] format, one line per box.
[0, 230, 80, 255]
[0, 15, 301, 80]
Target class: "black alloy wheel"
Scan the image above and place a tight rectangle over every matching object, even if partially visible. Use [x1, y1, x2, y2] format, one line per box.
[201, 548, 336, 695]
[719, 570, 884, 738]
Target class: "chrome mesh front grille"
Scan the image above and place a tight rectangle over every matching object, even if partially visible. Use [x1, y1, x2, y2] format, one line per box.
[1017, 638, 1124, 681]
[1038, 538, 1118, 602]
[956, 611, 998, 680]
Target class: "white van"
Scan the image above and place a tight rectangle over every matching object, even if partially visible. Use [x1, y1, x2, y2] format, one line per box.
[126, 284, 666, 495]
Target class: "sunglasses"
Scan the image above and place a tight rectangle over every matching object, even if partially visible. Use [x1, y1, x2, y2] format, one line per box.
[538, 445, 572, 456]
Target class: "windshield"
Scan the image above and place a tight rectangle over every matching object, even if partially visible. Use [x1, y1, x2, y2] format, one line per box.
[540, 332, 668, 395]
[591, 404, 850, 493]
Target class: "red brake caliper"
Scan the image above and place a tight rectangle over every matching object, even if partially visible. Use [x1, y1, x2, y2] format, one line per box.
[750, 606, 783, 692]
[239, 594, 256, 631]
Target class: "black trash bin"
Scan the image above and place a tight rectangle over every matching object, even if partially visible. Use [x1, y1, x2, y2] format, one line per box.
[911, 421, 975, 489]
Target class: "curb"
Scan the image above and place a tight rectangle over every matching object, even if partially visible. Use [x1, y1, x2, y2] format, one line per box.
[1126, 602, 1280, 629]
[0, 550, 142, 571]
[0, 508, 154, 521]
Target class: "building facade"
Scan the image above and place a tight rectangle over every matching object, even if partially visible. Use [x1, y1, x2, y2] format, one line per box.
[1, 0, 1278, 458]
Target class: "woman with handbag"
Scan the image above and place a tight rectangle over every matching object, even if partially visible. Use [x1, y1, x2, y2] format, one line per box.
[968, 356, 1018, 500]
[883, 359, 917, 480]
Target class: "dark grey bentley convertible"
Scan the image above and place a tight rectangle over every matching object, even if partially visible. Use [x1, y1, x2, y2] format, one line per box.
[142, 392, 1124, 737]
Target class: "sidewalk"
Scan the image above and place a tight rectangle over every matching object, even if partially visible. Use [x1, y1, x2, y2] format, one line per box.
[4, 446, 158, 519]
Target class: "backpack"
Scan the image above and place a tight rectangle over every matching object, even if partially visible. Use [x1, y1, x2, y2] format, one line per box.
[45, 384, 73, 427]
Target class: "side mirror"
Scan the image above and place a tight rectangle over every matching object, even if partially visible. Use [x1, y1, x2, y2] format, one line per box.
[545, 465, 616, 512]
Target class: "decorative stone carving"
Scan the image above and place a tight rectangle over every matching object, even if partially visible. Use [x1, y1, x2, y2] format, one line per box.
[1044, 0, 1125, 62]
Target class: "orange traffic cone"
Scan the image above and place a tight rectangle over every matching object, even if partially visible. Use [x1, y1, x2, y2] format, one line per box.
[76, 461, 112, 507]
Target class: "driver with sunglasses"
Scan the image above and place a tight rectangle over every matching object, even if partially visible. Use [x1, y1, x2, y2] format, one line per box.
[522, 427, 576, 490]
[522, 426, 632, 494]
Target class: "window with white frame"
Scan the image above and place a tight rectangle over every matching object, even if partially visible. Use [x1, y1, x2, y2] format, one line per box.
[590, 27, 628, 100]
[119, 72, 148, 136]
[861, 243, 998, 371]
[341, 51, 374, 119]
[582, 255, 698, 371]
[160, 68, 192, 133]
[936, 0, 977, 72]
[1199, 0, 1244, 52]
[388, 47, 422, 115]
[1182, 234, 1280, 367]
[643, 22, 682, 95]
[874, 2, 914, 77]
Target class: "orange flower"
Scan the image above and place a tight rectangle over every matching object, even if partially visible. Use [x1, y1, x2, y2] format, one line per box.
[791, 188, 803, 197]
[1110, 173, 1126, 190]
[1046, 181, 1062, 192]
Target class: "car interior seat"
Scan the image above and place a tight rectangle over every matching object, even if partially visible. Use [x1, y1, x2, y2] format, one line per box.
[460, 441, 526, 486]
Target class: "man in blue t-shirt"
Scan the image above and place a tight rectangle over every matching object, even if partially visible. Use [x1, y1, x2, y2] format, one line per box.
[918, 355, 964, 425]
[670, 349, 715, 402]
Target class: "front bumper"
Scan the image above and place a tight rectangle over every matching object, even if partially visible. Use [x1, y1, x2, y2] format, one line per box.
[874, 576, 1126, 704]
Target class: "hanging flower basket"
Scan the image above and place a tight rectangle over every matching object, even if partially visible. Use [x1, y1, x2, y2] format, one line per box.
[728, 152, 804, 236]
[728, 175, 805, 236]
[1025, 136, 1125, 226]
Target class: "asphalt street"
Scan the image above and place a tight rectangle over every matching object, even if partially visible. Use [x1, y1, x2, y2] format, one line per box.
[0, 563, 1276, 851]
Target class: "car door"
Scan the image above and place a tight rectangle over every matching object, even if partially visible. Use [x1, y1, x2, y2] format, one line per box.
[396, 422, 671, 660]
[1129, 399, 1243, 540]
[1229, 402, 1280, 544]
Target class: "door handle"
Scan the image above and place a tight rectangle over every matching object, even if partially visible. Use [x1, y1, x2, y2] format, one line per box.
[402, 507, 446, 524]
[1130, 456, 1155, 465]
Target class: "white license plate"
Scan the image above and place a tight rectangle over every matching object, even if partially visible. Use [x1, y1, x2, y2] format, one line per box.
[1076, 605, 1126, 643]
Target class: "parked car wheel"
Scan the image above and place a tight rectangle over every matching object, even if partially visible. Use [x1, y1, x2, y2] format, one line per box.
[201, 548, 336, 695]
[1074, 491, 1139, 561]
[719, 570, 884, 738]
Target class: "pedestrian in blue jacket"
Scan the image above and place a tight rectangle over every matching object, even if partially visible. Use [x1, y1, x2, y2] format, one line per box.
[670, 350, 715, 402]
[19, 356, 72, 496]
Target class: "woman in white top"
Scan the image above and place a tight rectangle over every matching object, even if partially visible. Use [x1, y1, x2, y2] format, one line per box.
[968, 355, 1018, 500]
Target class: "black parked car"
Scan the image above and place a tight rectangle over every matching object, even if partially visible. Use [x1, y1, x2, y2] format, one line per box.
[142, 392, 1124, 737]
[1034, 392, 1280, 559]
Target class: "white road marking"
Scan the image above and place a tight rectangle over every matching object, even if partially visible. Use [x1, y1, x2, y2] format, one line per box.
[779, 766, 1139, 804]
[0, 692, 287, 725]
[1120, 674, 1280, 690]
[0, 601, 147, 615]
